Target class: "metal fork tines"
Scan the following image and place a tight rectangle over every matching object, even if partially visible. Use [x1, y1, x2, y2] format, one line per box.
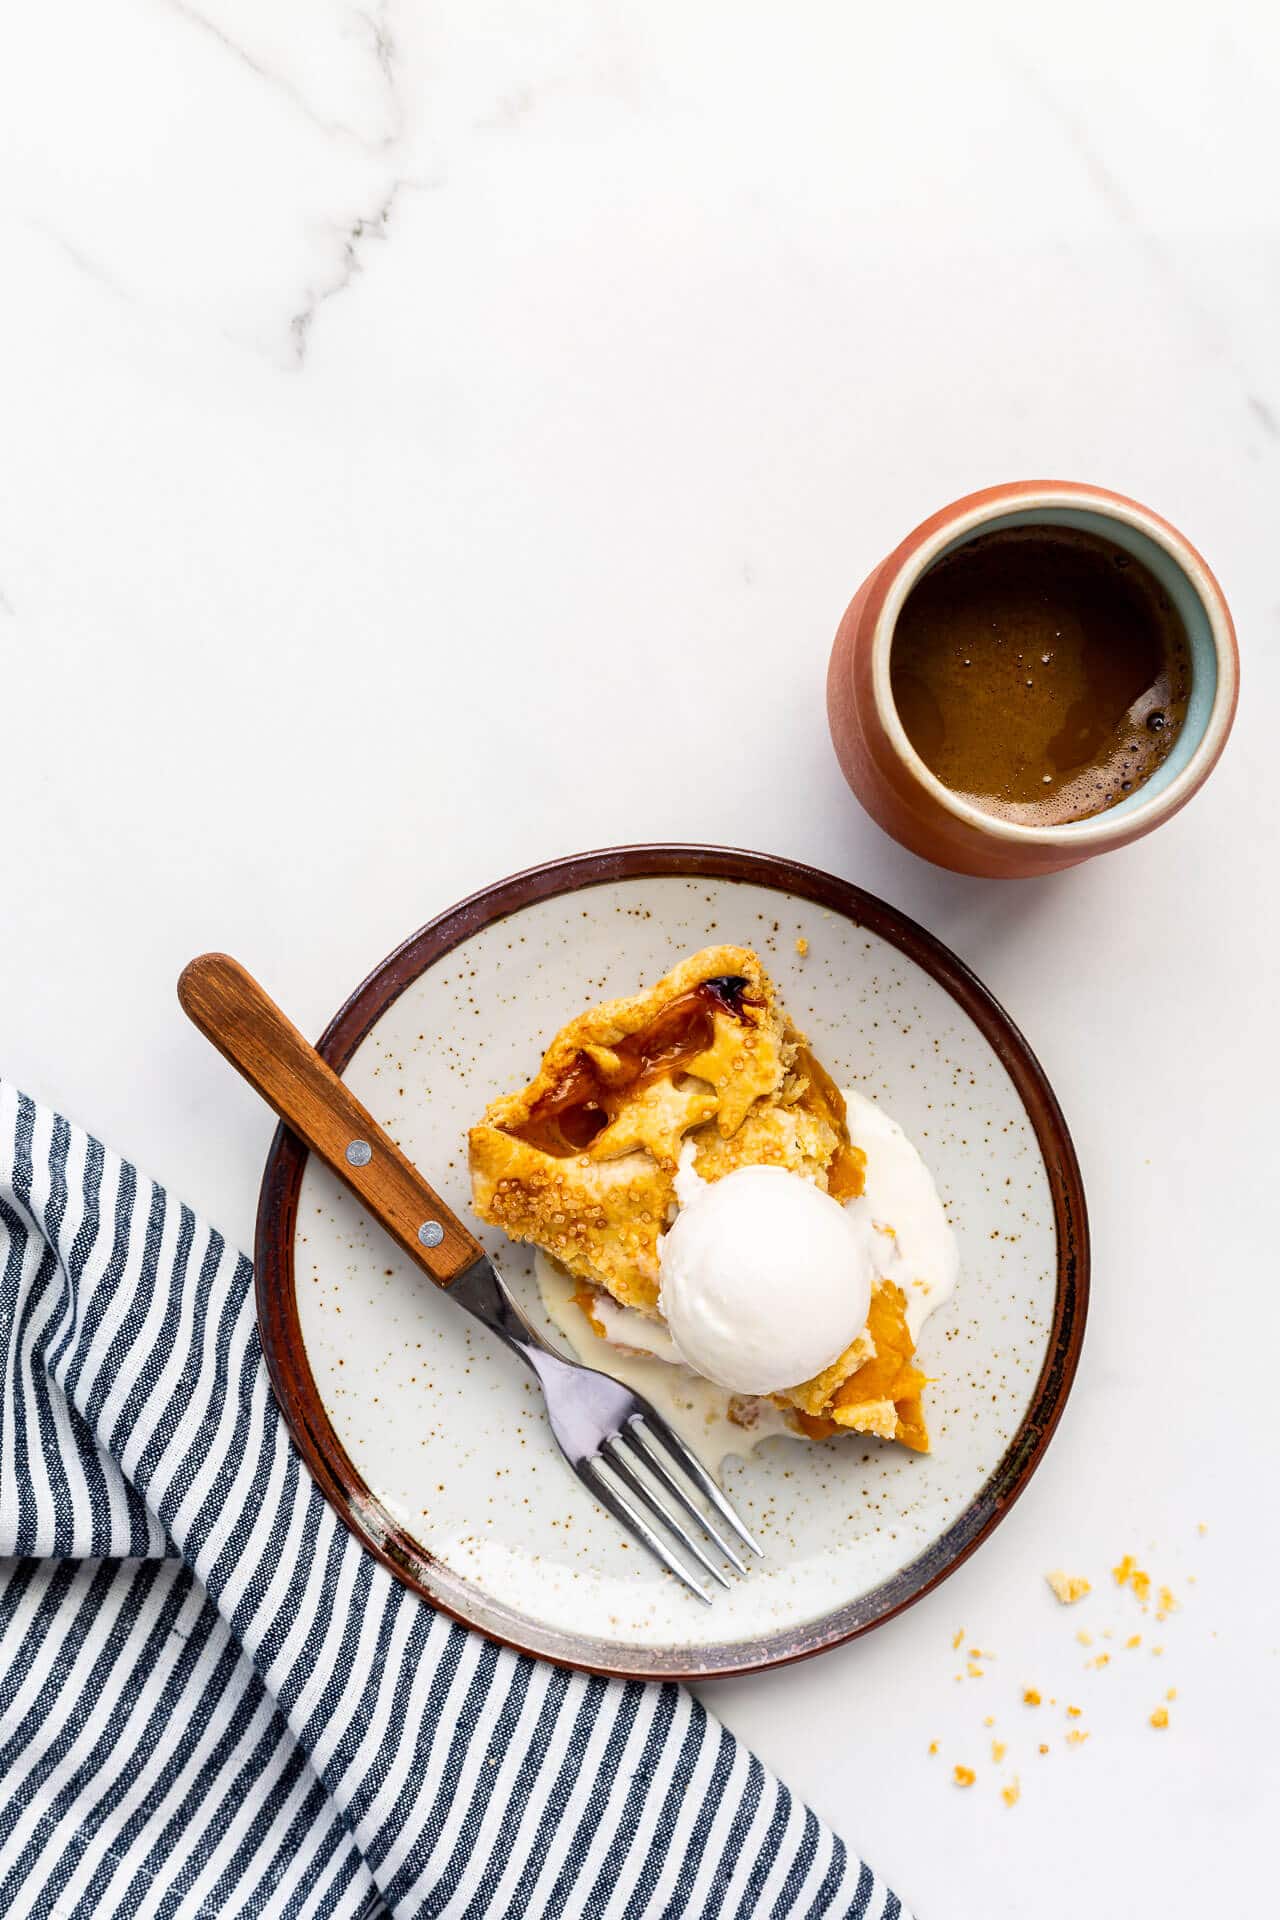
[449, 1257, 764, 1602]
[175, 957, 762, 1604]
[579, 1413, 763, 1603]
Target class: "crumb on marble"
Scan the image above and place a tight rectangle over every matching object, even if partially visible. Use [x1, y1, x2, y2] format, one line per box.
[1112, 1555, 1151, 1603]
[953, 1765, 976, 1788]
[1047, 1570, 1091, 1605]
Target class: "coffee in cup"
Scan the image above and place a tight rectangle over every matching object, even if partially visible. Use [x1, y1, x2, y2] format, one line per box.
[888, 524, 1192, 828]
[826, 481, 1238, 878]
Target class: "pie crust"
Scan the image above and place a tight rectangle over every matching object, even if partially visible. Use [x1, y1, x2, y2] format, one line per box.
[469, 946, 929, 1450]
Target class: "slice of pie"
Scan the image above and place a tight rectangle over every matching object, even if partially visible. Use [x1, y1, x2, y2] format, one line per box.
[468, 945, 929, 1451]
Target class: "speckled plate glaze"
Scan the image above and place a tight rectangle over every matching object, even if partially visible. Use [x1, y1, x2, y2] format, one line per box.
[257, 847, 1087, 1679]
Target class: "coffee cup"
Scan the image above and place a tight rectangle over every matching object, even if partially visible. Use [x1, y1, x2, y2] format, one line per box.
[826, 481, 1238, 877]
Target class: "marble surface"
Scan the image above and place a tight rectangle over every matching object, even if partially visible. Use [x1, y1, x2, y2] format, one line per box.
[2, 4, 1277, 1915]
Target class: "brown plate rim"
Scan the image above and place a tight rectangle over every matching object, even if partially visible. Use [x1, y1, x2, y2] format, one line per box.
[255, 843, 1089, 1680]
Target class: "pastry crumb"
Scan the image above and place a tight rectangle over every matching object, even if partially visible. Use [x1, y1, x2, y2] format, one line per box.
[953, 1765, 976, 1788]
[928, 1740, 939, 1755]
[1001, 1778, 1021, 1808]
[1113, 1555, 1151, 1603]
[1197, 1522, 1207, 1536]
[794, 937, 809, 957]
[1038, 1743, 1049, 1755]
[1090, 1653, 1111, 1670]
[1023, 1688, 1041, 1706]
[982, 1715, 995, 1728]
[952, 1627, 964, 1650]
[1076, 1629, 1093, 1647]
[1150, 1706, 1169, 1729]
[1046, 1570, 1091, 1605]
[1125, 1635, 1142, 1650]
[991, 1739, 1007, 1763]
[1066, 1705, 1082, 1719]
[967, 1662, 984, 1678]
[1165, 1687, 1177, 1702]
[1066, 1729, 1090, 1747]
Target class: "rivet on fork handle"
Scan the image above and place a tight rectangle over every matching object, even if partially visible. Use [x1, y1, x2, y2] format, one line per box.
[178, 951, 765, 1601]
[177, 952, 484, 1289]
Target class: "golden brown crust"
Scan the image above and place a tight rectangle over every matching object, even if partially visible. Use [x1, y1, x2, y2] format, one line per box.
[476, 946, 787, 1165]
[469, 945, 927, 1450]
[469, 946, 857, 1313]
[774, 1327, 878, 1419]
[783, 1281, 929, 1451]
[470, 1136, 667, 1311]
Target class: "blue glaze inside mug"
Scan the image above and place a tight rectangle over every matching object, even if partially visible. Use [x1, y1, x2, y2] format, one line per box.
[926, 506, 1219, 826]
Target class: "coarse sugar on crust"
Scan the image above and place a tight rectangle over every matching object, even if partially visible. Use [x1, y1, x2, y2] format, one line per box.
[469, 945, 930, 1450]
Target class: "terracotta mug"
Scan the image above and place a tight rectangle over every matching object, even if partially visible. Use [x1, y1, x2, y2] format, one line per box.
[826, 481, 1239, 877]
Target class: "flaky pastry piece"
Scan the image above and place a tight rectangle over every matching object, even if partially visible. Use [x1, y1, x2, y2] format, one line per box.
[570, 1274, 929, 1452]
[469, 945, 928, 1450]
[781, 1280, 928, 1451]
[469, 945, 856, 1310]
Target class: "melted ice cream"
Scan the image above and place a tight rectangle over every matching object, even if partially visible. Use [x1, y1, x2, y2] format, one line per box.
[534, 1089, 958, 1468]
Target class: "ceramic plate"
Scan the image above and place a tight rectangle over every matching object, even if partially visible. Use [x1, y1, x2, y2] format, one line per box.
[257, 846, 1087, 1679]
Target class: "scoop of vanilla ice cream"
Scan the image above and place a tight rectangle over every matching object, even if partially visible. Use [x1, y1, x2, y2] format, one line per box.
[657, 1161, 873, 1395]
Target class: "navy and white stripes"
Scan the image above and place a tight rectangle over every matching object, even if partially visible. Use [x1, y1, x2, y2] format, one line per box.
[0, 1082, 908, 1919]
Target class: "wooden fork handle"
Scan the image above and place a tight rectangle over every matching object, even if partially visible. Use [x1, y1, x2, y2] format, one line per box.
[177, 952, 485, 1288]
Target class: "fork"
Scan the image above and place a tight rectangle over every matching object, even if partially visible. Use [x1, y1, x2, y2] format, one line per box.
[178, 953, 763, 1602]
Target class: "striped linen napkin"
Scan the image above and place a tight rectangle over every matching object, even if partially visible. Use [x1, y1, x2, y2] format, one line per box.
[0, 1081, 909, 1920]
